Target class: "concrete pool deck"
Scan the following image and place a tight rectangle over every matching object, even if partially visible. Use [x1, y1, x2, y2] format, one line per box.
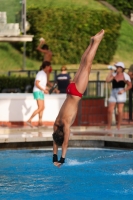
[0, 125, 133, 149]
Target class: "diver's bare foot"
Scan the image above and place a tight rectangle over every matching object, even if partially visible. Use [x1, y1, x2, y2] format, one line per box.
[95, 29, 105, 37]
[92, 29, 104, 43]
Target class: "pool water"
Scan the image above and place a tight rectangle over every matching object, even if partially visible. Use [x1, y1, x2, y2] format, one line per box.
[0, 148, 133, 200]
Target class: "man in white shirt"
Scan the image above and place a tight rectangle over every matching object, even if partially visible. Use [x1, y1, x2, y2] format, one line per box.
[27, 61, 50, 127]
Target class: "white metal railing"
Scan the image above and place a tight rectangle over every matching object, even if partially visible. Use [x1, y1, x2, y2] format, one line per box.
[0, 12, 20, 36]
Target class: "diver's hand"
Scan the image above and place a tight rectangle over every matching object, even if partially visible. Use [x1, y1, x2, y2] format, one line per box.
[53, 155, 65, 167]
[53, 162, 62, 168]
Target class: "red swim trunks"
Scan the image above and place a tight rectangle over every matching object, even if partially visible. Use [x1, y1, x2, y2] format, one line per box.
[66, 82, 83, 98]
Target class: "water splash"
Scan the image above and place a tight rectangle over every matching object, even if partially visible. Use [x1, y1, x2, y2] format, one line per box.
[66, 159, 90, 166]
[119, 169, 133, 175]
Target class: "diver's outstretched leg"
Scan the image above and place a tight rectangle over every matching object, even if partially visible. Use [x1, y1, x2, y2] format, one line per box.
[73, 29, 104, 94]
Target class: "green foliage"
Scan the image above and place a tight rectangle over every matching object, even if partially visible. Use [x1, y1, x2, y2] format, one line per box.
[24, 7, 123, 64]
[115, 19, 133, 65]
[0, 76, 34, 93]
[105, 0, 133, 17]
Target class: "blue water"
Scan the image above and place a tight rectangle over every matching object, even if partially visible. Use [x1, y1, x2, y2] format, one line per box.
[0, 148, 133, 200]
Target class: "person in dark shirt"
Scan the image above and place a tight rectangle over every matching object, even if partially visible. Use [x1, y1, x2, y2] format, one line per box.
[56, 66, 71, 93]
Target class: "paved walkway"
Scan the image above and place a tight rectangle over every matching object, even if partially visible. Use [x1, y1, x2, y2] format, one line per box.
[0, 125, 133, 149]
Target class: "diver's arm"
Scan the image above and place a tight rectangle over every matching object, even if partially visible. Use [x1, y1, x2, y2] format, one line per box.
[55, 125, 70, 167]
[53, 124, 59, 165]
[53, 141, 58, 165]
[53, 141, 58, 155]
[61, 125, 70, 158]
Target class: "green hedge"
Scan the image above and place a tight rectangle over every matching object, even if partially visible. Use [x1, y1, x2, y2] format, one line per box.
[24, 7, 122, 65]
[105, 0, 133, 18]
[0, 76, 34, 93]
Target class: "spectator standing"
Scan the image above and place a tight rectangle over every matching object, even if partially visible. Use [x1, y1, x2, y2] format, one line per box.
[37, 38, 52, 63]
[128, 64, 133, 120]
[26, 61, 50, 127]
[128, 64, 133, 89]
[56, 66, 71, 93]
[106, 62, 132, 130]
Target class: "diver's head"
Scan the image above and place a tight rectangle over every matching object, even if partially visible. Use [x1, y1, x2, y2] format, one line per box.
[53, 127, 64, 146]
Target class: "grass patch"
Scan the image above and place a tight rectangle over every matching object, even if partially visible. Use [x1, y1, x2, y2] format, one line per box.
[0, 43, 40, 74]
[27, 0, 108, 10]
[112, 19, 133, 68]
